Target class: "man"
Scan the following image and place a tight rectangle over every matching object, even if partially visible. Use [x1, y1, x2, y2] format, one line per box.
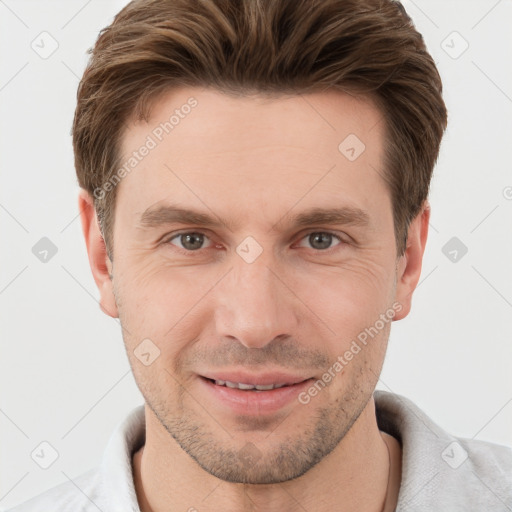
[9, 0, 512, 511]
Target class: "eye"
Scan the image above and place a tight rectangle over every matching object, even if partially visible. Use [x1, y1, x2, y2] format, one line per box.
[297, 231, 344, 251]
[164, 230, 346, 254]
[167, 232, 212, 251]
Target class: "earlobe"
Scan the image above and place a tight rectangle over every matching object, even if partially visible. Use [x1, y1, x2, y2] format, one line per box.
[393, 201, 430, 321]
[78, 190, 119, 318]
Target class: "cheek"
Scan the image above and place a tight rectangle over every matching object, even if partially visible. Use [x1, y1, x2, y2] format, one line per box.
[116, 256, 205, 315]
[114, 261, 222, 358]
[325, 316, 390, 395]
[284, 261, 396, 373]
[294, 254, 395, 319]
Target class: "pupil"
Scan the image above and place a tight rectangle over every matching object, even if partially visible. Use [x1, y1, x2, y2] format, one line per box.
[310, 232, 331, 250]
[182, 233, 203, 250]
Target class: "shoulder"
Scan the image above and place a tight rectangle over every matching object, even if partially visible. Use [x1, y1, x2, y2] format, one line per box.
[429, 436, 512, 511]
[374, 390, 512, 510]
[457, 436, 512, 499]
[460, 434, 512, 469]
[5, 468, 104, 512]
[6, 405, 145, 512]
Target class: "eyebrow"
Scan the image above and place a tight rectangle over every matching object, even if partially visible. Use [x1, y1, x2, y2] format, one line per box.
[138, 204, 371, 232]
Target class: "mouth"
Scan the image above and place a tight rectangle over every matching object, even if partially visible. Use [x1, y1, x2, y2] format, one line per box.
[198, 373, 315, 415]
[204, 378, 296, 391]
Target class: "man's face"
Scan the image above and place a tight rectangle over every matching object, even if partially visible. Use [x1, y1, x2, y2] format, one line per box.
[108, 87, 403, 483]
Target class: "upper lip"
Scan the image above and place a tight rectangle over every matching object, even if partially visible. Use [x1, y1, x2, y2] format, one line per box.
[200, 371, 310, 387]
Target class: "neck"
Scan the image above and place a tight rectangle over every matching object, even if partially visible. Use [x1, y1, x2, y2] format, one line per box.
[133, 396, 400, 512]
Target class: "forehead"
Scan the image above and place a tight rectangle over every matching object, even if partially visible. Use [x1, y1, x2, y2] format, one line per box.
[116, 86, 388, 224]
[123, 86, 383, 156]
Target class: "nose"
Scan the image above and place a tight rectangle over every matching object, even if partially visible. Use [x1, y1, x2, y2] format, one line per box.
[213, 254, 300, 349]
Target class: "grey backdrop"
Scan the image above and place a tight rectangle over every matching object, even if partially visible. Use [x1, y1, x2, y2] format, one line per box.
[1, 0, 511, 508]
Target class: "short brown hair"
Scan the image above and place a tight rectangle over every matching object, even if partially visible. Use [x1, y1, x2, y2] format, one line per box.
[73, 0, 447, 258]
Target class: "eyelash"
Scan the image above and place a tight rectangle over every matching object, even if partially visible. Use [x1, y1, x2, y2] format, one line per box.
[163, 230, 348, 255]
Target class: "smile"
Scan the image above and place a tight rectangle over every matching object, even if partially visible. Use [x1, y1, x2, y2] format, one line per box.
[210, 379, 290, 390]
[199, 374, 314, 415]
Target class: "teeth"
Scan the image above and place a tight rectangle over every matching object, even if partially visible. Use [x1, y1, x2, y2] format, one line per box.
[213, 379, 289, 390]
[255, 384, 274, 390]
[238, 382, 255, 390]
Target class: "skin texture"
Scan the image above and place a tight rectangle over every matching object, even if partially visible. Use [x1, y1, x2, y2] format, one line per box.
[80, 86, 428, 512]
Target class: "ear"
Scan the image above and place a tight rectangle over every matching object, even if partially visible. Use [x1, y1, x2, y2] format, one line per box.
[393, 200, 430, 321]
[78, 189, 119, 318]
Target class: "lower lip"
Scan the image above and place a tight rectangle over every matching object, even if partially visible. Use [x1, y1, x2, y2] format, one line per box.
[200, 377, 313, 415]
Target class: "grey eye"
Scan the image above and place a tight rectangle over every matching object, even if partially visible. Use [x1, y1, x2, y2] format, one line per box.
[299, 232, 342, 250]
[170, 232, 211, 251]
